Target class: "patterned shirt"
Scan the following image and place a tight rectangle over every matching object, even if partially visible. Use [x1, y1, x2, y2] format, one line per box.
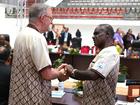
[8, 27, 52, 105]
[82, 46, 120, 105]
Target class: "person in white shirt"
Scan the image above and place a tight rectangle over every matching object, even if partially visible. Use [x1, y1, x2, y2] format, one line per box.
[59, 27, 72, 47]
[66, 24, 120, 105]
[8, 3, 69, 105]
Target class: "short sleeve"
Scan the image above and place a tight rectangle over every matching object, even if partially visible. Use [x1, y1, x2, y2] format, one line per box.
[30, 35, 52, 71]
[114, 34, 119, 42]
[91, 54, 119, 78]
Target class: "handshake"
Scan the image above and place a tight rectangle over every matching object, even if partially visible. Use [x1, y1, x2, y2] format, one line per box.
[57, 64, 75, 81]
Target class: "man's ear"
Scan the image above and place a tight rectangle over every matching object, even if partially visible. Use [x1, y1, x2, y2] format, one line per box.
[106, 32, 110, 38]
[39, 15, 45, 23]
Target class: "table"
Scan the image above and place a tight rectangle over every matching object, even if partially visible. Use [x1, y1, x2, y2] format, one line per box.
[52, 88, 81, 105]
[50, 53, 140, 80]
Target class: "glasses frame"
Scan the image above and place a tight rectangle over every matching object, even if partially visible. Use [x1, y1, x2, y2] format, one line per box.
[43, 15, 54, 21]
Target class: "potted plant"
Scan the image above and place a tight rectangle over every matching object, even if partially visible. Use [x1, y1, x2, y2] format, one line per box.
[68, 48, 80, 55]
[73, 80, 83, 91]
[118, 64, 128, 82]
[52, 55, 65, 68]
[73, 80, 83, 97]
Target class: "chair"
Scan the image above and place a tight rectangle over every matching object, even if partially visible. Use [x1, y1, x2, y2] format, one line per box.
[80, 46, 90, 54]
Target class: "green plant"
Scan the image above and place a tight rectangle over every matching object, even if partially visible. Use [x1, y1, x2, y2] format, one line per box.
[48, 48, 52, 52]
[53, 55, 65, 68]
[68, 48, 79, 55]
[118, 64, 128, 82]
[119, 64, 128, 75]
[73, 80, 83, 91]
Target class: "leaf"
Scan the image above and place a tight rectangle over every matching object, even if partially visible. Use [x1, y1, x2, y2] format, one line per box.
[73, 81, 83, 91]
[53, 55, 65, 68]
[119, 64, 128, 75]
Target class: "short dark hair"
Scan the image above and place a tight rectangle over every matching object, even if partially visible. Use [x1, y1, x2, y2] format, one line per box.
[94, 24, 114, 38]
[0, 34, 10, 42]
[76, 29, 81, 37]
[0, 46, 11, 61]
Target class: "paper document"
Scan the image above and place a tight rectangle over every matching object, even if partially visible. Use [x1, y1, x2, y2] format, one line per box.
[51, 91, 65, 98]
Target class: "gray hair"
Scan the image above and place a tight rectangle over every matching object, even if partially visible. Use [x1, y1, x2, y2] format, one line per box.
[29, 3, 50, 21]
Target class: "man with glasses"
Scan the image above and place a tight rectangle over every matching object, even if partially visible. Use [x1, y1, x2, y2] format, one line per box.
[9, 3, 69, 105]
[66, 24, 120, 105]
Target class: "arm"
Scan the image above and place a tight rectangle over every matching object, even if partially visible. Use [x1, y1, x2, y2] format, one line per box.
[66, 52, 119, 81]
[40, 64, 69, 81]
[66, 65, 101, 80]
[71, 69, 100, 80]
[114, 40, 124, 49]
[40, 66, 59, 80]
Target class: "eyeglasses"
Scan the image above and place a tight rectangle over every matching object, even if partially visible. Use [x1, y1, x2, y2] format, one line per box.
[44, 15, 54, 21]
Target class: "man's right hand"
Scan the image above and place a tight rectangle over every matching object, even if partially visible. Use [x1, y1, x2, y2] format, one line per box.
[65, 64, 74, 75]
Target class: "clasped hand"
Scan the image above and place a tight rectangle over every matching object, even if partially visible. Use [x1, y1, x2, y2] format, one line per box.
[57, 64, 74, 81]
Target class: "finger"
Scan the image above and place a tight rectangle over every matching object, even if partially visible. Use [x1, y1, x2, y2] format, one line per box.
[58, 64, 67, 69]
[63, 67, 67, 75]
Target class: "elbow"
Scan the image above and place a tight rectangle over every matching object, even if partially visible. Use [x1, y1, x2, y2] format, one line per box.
[42, 75, 52, 80]
[40, 67, 55, 80]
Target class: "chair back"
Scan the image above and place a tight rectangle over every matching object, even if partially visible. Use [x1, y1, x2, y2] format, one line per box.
[80, 46, 90, 54]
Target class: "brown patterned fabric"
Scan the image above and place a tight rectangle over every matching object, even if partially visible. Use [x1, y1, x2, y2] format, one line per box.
[82, 46, 119, 105]
[8, 27, 52, 105]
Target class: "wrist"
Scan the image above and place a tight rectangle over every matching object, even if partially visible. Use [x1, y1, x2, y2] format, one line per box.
[71, 69, 77, 75]
[57, 71, 62, 81]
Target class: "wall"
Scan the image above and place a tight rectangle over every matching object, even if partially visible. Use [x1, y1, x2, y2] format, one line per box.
[0, 6, 28, 48]
[0, 6, 140, 48]
[53, 19, 140, 47]
[0, 18, 28, 48]
[67, 24, 140, 47]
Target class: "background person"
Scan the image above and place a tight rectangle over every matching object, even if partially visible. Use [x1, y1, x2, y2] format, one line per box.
[113, 28, 124, 54]
[123, 29, 135, 50]
[71, 29, 82, 49]
[59, 27, 72, 48]
[123, 29, 135, 56]
[8, 3, 69, 105]
[136, 33, 140, 40]
[66, 24, 120, 105]
[45, 24, 60, 45]
[0, 35, 11, 49]
[0, 45, 11, 105]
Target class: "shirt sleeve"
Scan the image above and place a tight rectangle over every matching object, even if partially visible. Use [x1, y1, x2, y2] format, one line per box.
[91, 54, 119, 78]
[30, 35, 52, 71]
[114, 34, 119, 42]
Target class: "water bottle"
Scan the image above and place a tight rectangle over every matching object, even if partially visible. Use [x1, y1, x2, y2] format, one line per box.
[58, 82, 64, 92]
[124, 49, 127, 57]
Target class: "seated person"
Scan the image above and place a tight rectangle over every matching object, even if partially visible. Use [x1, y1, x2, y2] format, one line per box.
[71, 29, 82, 49]
[0, 45, 11, 105]
[0, 34, 11, 49]
[0, 34, 10, 42]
